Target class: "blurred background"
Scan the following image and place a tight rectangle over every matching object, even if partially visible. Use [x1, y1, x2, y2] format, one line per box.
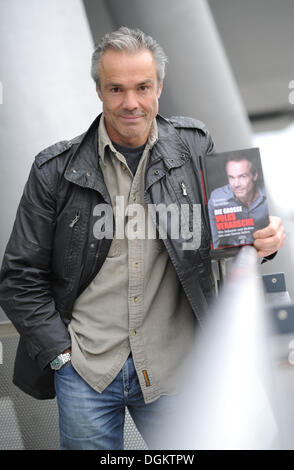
[0, 0, 294, 449]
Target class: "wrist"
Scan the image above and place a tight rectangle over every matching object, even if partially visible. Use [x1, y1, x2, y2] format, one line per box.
[50, 350, 71, 370]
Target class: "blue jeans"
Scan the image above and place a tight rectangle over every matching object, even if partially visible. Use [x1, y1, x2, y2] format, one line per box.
[54, 355, 177, 450]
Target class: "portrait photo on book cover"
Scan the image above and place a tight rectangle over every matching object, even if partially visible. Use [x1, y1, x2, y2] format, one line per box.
[206, 148, 269, 249]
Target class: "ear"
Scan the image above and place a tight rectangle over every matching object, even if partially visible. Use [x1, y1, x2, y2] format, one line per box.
[157, 80, 163, 99]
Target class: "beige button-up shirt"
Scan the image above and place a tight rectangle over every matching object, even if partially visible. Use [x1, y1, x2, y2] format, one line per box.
[68, 115, 196, 403]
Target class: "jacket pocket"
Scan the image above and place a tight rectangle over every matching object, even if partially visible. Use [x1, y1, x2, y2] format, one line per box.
[25, 337, 42, 360]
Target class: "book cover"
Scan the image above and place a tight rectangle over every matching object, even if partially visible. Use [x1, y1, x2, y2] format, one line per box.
[200, 147, 270, 252]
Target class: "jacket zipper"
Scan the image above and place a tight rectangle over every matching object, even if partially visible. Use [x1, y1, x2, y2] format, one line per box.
[69, 212, 80, 228]
[180, 181, 196, 207]
[180, 182, 188, 196]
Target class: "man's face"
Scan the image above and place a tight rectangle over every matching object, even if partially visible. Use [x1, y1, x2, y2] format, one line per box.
[226, 159, 258, 204]
[97, 49, 163, 147]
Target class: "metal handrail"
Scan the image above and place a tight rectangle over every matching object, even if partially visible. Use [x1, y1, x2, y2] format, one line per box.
[167, 246, 294, 449]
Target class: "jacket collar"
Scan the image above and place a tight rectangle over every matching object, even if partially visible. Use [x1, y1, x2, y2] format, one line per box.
[64, 113, 190, 199]
[145, 115, 191, 190]
[64, 114, 112, 203]
[150, 114, 191, 165]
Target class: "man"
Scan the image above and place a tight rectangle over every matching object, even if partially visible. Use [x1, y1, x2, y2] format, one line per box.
[208, 154, 270, 248]
[0, 27, 285, 450]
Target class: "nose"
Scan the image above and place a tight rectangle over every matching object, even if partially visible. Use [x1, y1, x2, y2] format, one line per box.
[122, 91, 138, 110]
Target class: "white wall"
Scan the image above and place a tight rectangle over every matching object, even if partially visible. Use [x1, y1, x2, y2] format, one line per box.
[0, 0, 102, 254]
[0, 0, 103, 321]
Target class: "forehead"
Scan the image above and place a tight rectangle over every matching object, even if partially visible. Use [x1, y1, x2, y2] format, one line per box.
[226, 159, 251, 174]
[99, 49, 157, 85]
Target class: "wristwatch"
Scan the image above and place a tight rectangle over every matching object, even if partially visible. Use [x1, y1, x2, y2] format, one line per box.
[50, 352, 71, 370]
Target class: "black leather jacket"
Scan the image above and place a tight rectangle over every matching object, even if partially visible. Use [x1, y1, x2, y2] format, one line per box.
[0, 113, 215, 399]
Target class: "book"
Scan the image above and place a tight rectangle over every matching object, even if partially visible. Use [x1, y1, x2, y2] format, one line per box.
[199, 147, 270, 256]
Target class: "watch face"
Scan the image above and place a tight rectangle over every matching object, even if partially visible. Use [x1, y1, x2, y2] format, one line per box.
[50, 357, 62, 370]
[50, 353, 71, 370]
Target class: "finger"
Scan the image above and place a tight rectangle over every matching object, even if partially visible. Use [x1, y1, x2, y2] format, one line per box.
[253, 240, 277, 256]
[253, 224, 285, 255]
[253, 216, 281, 240]
[254, 226, 284, 251]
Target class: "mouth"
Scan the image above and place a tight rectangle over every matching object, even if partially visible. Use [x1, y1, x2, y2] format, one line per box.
[235, 190, 246, 196]
[120, 115, 144, 122]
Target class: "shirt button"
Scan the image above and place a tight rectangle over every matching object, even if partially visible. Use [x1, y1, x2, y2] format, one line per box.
[134, 296, 139, 303]
[132, 194, 137, 201]
[131, 329, 137, 336]
[134, 262, 139, 268]
[121, 162, 126, 171]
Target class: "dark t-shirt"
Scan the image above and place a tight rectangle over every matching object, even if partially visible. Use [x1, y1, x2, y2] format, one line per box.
[112, 141, 146, 176]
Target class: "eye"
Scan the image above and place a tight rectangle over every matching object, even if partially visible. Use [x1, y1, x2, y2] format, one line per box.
[110, 87, 121, 93]
[139, 85, 149, 92]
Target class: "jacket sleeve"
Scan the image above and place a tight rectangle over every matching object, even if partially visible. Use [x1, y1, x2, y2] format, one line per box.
[0, 160, 71, 369]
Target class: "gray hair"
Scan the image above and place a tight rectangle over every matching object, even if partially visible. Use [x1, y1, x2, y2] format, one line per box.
[91, 26, 168, 90]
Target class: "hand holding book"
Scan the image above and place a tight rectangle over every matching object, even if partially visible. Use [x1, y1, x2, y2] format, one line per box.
[253, 215, 285, 258]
